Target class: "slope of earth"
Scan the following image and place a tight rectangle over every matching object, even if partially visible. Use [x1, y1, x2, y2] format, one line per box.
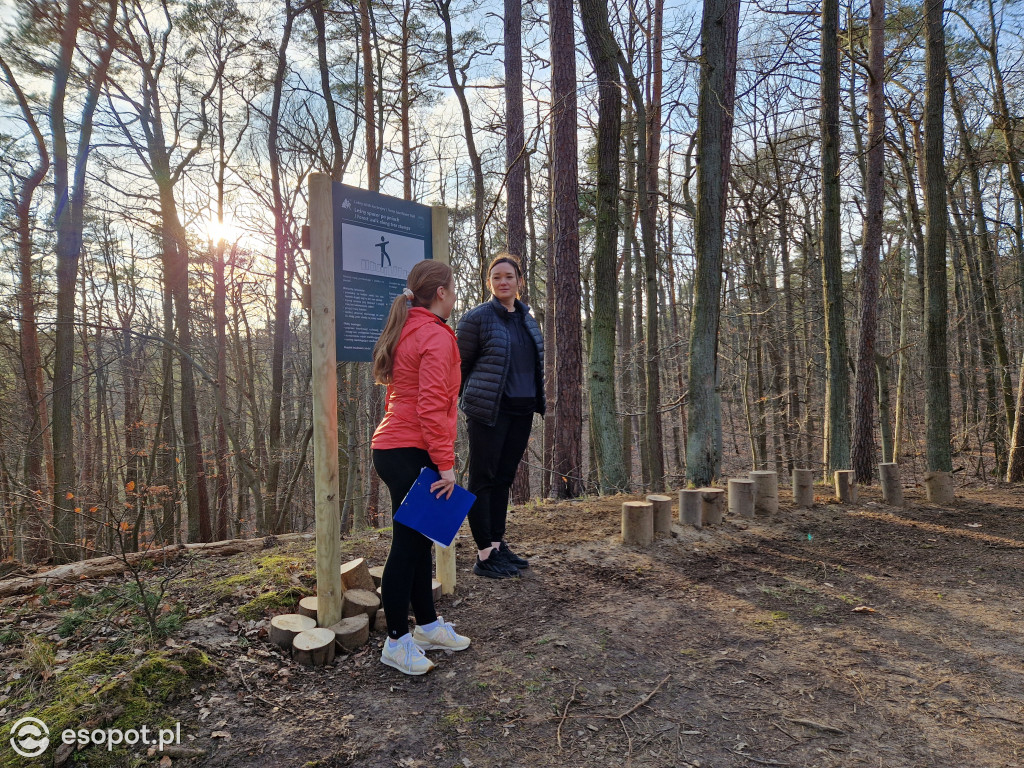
[2, 483, 1022, 768]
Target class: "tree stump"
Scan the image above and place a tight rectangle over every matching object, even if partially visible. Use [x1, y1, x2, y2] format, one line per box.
[878, 462, 904, 507]
[340, 557, 376, 593]
[924, 471, 954, 504]
[749, 470, 778, 516]
[269, 614, 316, 651]
[292, 627, 336, 666]
[728, 479, 755, 519]
[621, 501, 654, 545]
[328, 614, 370, 652]
[699, 487, 725, 526]
[297, 596, 318, 620]
[679, 489, 703, 529]
[647, 494, 673, 537]
[792, 468, 815, 508]
[368, 565, 384, 588]
[341, 588, 380, 623]
[834, 470, 857, 503]
[373, 608, 387, 633]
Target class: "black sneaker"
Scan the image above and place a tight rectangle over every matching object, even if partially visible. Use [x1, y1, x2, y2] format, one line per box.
[473, 554, 518, 579]
[498, 541, 529, 569]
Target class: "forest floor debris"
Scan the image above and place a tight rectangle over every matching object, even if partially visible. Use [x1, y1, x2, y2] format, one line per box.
[2, 482, 1023, 767]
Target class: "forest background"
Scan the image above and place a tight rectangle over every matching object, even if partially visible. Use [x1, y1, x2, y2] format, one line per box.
[1, 0, 1023, 566]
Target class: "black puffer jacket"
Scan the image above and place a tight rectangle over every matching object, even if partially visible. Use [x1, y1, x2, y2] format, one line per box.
[456, 297, 546, 426]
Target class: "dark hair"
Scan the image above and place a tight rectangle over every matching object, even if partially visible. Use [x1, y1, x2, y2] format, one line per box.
[372, 260, 454, 384]
[487, 252, 525, 301]
[487, 252, 523, 281]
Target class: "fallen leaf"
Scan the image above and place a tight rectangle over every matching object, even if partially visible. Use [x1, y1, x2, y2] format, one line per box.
[852, 606, 876, 613]
[211, 731, 231, 740]
[965, 523, 982, 528]
[160, 756, 172, 768]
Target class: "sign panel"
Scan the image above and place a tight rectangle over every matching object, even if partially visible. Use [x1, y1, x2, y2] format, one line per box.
[332, 183, 433, 361]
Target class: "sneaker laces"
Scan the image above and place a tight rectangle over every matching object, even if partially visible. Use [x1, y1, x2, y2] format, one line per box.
[434, 618, 460, 642]
[392, 634, 427, 664]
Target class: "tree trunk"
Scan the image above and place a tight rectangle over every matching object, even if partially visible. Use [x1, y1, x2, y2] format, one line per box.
[850, 0, 885, 484]
[923, 0, 952, 474]
[212, 128, 232, 541]
[820, 0, 851, 477]
[505, 0, 531, 503]
[359, 0, 379, 190]
[0, 52, 51, 562]
[267, 4, 295, 535]
[580, 0, 627, 493]
[549, 0, 583, 498]
[437, 0, 486, 292]
[505, 0, 526, 264]
[161, 194, 212, 543]
[686, 0, 739, 487]
[312, 0, 345, 181]
[948, 70, 1013, 474]
[401, 0, 413, 197]
[50, 0, 117, 563]
[542, 164, 556, 499]
[641, 0, 665, 491]
[893, 202, 916, 462]
[1007, 351, 1024, 481]
[953, 197, 1001, 471]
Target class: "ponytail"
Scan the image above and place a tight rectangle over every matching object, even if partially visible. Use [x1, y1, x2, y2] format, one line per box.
[372, 294, 410, 384]
[372, 259, 454, 384]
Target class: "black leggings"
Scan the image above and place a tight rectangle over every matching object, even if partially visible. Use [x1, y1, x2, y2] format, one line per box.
[466, 413, 534, 550]
[373, 447, 439, 639]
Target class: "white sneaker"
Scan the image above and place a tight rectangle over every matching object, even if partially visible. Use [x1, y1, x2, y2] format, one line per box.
[412, 616, 471, 651]
[381, 634, 436, 675]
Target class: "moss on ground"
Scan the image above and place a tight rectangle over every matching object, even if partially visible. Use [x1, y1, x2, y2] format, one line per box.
[1, 647, 215, 768]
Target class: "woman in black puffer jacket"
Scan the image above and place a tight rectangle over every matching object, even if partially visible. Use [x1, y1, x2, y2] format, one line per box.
[457, 253, 545, 579]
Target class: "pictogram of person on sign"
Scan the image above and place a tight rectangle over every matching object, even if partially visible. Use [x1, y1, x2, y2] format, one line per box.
[376, 236, 391, 267]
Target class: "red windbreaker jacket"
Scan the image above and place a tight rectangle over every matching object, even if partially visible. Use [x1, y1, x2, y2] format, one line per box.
[371, 307, 461, 471]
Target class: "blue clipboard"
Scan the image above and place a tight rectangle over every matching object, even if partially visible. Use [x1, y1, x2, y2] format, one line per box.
[393, 467, 475, 547]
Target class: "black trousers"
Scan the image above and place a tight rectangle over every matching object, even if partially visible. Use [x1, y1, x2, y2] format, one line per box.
[373, 447, 439, 639]
[466, 412, 534, 550]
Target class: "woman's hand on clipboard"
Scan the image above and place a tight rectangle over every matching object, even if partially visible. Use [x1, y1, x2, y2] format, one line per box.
[431, 468, 457, 500]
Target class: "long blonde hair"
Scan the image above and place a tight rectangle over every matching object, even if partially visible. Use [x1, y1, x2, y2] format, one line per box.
[372, 259, 454, 384]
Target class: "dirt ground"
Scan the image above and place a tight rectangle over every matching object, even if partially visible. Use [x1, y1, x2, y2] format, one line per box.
[6, 481, 1024, 768]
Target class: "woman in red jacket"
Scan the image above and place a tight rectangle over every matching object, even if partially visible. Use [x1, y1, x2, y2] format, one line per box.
[371, 259, 470, 675]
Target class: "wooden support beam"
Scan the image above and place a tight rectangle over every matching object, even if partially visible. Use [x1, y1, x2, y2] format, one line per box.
[309, 173, 343, 629]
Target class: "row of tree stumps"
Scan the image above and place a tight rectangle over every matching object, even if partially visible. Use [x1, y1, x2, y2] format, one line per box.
[621, 461, 917, 545]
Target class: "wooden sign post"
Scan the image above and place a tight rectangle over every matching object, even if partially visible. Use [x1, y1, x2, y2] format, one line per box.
[309, 173, 343, 629]
[429, 206, 454, 594]
[309, 173, 454, 626]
